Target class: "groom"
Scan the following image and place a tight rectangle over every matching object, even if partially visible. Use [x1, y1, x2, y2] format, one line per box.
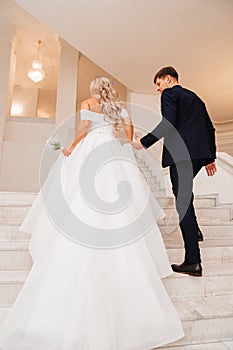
[131, 66, 217, 277]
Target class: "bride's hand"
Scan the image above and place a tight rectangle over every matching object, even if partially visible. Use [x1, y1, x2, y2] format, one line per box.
[130, 137, 143, 150]
[62, 147, 72, 157]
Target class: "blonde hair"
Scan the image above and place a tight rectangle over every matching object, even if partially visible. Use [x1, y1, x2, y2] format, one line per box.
[89, 76, 123, 132]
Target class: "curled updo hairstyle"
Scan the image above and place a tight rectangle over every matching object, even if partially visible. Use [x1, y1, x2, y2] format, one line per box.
[89, 76, 123, 132]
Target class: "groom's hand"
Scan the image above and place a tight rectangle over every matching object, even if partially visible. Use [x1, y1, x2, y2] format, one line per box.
[131, 136, 144, 150]
[205, 162, 217, 176]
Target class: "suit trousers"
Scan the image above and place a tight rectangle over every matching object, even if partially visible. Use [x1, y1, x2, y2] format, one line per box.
[169, 159, 207, 264]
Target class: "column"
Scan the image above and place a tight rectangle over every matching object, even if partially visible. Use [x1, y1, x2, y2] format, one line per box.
[55, 38, 79, 129]
[0, 24, 16, 186]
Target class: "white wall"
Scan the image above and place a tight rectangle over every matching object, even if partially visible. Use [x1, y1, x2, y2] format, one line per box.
[214, 120, 233, 156]
[0, 118, 55, 192]
[161, 153, 233, 205]
[11, 86, 38, 117]
[128, 92, 163, 161]
[193, 152, 233, 204]
[128, 92, 161, 128]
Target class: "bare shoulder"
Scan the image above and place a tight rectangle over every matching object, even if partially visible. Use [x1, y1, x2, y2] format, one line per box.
[81, 99, 91, 110]
[81, 97, 100, 111]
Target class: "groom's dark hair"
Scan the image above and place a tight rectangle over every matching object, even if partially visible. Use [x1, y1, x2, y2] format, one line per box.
[154, 66, 179, 83]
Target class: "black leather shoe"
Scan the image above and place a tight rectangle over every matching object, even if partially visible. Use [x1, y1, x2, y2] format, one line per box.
[171, 262, 202, 277]
[198, 229, 204, 242]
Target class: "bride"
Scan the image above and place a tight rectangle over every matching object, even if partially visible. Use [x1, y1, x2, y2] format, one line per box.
[0, 76, 184, 349]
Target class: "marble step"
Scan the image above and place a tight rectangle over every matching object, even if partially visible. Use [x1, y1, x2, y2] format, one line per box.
[0, 223, 232, 242]
[0, 269, 30, 307]
[148, 182, 164, 194]
[167, 245, 233, 264]
[0, 294, 232, 347]
[0, 241, 32, 270]
[163, 236, 233, 249]
[138, 168, 153, 177]
[0, 222, 232, 242]
[0, 202, 231, 225]
[163, 195, 218, 209]
[163, 262, 233, 298]
[158, 216, 233, 227]
[158, 340, 233, 349]
[0, 192, 226, 216]
[0, 262, 232, 308]
[146, 176, 162, 186]
[0, 205, 31, 224]
[163, 233, 233, 265]
[163, 206, 233, 222]
[168, 294, 233, 347]
[0, 224, 31, 241]
[0, 190, 222, 209]
[162, 229, 233, 264]
[159, 224, 233, 240]
[151, 189, 166, 197]
[0, 239, 233, 270]
[0, 192, 37, 206]
[152, 195, 224, 213]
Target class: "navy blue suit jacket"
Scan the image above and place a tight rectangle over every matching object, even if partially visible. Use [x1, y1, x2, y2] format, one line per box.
[140, 85, 216, 167]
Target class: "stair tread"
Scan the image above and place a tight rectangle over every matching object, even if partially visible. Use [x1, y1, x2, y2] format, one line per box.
[0, 236, 233, 250]
[1, 219, 233, 226]
[159, 340, 233, 349]
[158, 220, 233, 226]
[0, 192, 37, 206]
[165, 238, 233, 249]
[0, 269, 30, 283]
[0, 294, 232, 323]
[0, 238, 233, 250]
[166, 262, 233, 278]
[0, 241, 29, 250]
[163, 205, 231, 210]
[0, 190, 233, 349]
[172, 294, 233, 321]
[0, 262, 232, 284]
[164, 238, 233, 249]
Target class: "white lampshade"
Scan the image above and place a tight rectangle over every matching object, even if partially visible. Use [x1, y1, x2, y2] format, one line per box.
[27, 60, 45, 83]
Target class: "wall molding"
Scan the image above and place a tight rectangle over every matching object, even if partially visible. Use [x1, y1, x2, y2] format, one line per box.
[214, 119, 233, 134]
[213, 119, 233, 125]
[7, 117, 55, 124]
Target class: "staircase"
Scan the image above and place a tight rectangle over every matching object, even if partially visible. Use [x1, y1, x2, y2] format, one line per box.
[137, 158, 233, 350]
[0, 158, 233, 349]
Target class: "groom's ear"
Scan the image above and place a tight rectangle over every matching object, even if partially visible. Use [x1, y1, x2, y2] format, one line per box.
[166, 75, 172, 84]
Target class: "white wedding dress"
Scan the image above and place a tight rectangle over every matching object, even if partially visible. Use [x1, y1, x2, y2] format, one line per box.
[0, 108, 184, 350]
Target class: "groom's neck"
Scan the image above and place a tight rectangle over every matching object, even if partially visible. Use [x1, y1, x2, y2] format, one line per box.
[169, 81, 179, 88]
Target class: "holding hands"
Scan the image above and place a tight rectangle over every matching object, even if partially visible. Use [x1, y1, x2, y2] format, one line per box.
[130, 134, 217, 177]
[130, 135, 144, 150]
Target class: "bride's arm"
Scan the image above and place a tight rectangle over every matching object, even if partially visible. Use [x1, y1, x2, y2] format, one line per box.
[62, 102, 92, 156]
[122, 116, 134, 142]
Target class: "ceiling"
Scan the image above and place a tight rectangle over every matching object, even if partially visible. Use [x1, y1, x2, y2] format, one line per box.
[2, 0, 233, 122]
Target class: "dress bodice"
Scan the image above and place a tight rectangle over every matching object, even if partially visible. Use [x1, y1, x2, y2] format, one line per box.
[80, 108, 129, 135]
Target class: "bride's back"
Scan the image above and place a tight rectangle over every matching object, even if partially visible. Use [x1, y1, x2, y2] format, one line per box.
[81, 97, 102, 114]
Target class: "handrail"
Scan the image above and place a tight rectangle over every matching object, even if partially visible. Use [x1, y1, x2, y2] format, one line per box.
[217, 152, 233, 175]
